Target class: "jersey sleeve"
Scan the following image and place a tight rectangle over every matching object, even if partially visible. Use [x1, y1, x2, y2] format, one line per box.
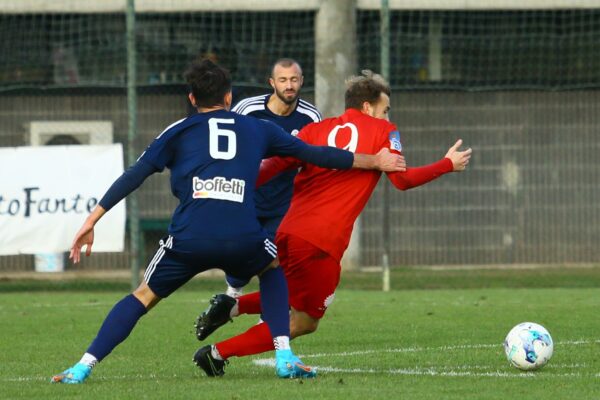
[388, 129, 403, 154]
[386, 158, 453, 190]
[256, 124, 311, 186]
[263, 120, 353, 170]
[256, 156, 301, 187]
[98, 159, 158, 211]
[379, 122, 453, 190]
[378, 122, 403, 155]
[137, 126, 178, 171]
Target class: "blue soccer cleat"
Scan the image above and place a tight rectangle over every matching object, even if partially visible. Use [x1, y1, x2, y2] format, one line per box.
[275, 349, 317, 379]
[51, 363, 92, 384]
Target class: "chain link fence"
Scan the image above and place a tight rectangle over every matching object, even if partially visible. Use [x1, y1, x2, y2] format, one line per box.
[1, 4, 599, 282]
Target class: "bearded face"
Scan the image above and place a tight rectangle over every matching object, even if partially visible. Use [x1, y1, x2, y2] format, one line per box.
[270, 63, 303, 106]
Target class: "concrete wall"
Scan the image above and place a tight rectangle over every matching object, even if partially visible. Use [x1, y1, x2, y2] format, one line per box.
[1, 89, 598, 270]
[360, 90, 600, 266]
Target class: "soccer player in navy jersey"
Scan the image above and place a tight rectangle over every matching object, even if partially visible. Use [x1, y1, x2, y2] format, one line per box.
[50, 60, 406, 384]
[224, 58, 322, 298]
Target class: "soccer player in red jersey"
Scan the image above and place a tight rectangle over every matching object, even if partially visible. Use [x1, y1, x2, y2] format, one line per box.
[193, 70, 472, 372]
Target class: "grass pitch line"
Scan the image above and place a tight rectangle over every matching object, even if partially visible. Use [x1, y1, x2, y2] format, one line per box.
[251, 359, 586, 378]
[251, 339, 600, 378]
[2, 369, 586, 383]
[3, 341, 596, 383]
[298, 339, 600, 359]
[1, 362, 592, 383]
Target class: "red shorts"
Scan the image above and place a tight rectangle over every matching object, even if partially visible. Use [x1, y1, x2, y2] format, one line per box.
[276, 232, 341, 319]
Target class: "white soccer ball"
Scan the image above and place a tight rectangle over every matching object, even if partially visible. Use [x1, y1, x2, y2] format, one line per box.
[504, 322, 553, 371]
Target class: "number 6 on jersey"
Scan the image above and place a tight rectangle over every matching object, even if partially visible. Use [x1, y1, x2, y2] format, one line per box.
[209, 118, 237, 160]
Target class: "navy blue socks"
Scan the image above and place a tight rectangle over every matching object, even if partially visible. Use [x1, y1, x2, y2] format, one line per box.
[258, 266, 291, 338]
[86, 294, 147, 362]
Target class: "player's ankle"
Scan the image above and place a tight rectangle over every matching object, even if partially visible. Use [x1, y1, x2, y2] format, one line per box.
[79, 353, 98, 369]
[211, 344, 225, 361]
[225, 286, 243, 299]
[273, 336, 290, 351]
[230, 300, 239, 318]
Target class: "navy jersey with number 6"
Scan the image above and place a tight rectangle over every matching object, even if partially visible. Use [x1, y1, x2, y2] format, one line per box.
[137, 109, 350, 241]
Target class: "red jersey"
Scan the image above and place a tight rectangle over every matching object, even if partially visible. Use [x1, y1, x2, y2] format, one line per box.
[258, 108, 453, 262]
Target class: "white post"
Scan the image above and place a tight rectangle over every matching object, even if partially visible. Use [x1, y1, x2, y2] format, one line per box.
[316, 0, 359, 270]
[315, 0, 357, 118]
[382, 253, 390, 292]
[428, 15, 442, 81]
[342, 218, 362, 270]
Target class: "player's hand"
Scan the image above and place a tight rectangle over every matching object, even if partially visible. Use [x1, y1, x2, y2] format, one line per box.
[445, 139, 472, 172]
[69, 220, 95, 263]
[375, 148, 406, 172]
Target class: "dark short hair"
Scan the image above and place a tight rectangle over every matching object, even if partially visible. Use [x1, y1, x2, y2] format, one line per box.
[184, 58, 232, 108]
[344, 70, 391, 110]
[270, 58, 302, 78]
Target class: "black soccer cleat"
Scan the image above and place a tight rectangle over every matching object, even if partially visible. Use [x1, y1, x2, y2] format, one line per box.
[195, 294, 237, 341]
[194, 345, 228, 377]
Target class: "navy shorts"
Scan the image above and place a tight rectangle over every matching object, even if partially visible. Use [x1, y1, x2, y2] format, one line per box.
[258, 215, 284, 237]
[144, 235, 277, 298]
[225, 215, 283, 288]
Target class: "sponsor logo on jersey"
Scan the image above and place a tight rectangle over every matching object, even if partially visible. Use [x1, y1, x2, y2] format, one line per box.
[389, 130, 402, 152]
[192, 176, 245, 203]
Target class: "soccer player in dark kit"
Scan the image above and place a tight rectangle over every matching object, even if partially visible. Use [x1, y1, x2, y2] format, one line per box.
[224, 58, 322, 298]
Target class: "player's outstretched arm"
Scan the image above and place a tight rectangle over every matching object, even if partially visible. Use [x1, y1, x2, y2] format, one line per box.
[70, 205, 106, 263]
[258, 148, 406, 187]
[257, 156, 302, 187]
[69, 159, 157, 263]
[387, 139, 472, 190]
[353, 148, 406, 172]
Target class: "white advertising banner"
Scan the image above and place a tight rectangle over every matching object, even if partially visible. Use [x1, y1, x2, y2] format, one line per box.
[0, 144, 125, 255]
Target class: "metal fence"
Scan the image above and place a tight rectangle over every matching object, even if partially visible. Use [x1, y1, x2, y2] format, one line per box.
[361, 90, 600, 266]
[1, 6, 599, 277]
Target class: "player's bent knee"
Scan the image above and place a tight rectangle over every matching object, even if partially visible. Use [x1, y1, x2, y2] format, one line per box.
[132, 282, 161, 310]
[290, 310, 320, 338]
[257, 258, 281, 276]
[291, 320, 319, 337]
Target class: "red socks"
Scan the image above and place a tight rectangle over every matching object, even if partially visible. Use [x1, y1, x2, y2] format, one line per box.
[215, 322, 275, 359]
[215, 291, 286, 359]
[237, 291, 262, 315]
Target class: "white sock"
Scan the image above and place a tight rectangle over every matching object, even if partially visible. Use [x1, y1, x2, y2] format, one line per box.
[273, 336, 290, 351]
[226, 285, 243, 299]
[211, 345, 224, 361]
[79, 353, 98, 369]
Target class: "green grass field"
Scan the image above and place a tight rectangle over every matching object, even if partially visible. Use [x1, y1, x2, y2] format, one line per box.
[1, 267, 600, 399]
